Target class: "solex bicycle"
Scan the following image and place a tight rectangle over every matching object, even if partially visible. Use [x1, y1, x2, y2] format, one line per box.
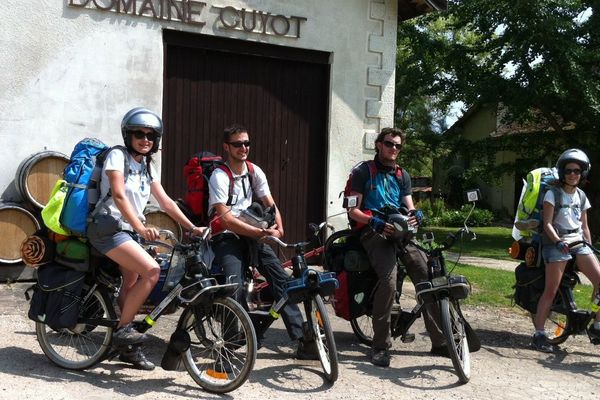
[33, 229, 257, 394]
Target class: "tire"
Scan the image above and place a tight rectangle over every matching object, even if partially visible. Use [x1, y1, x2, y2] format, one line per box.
[179, 297, 257, 394]
[440, 298, 471, 384]
[36, 285, 115, 370]
[305, 295, 339, 382]
[350, 314, 374, 346]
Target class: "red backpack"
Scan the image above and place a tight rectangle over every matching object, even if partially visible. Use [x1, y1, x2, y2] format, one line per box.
[181, 151, 256, 226]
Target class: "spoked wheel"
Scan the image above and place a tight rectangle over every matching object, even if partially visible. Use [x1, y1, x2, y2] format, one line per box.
[305, 295, 339, 382]
[180, 297, 257, 394]
[36, 285, 115, 370]
[350, 314, 374, 346]
[440, 298, 471, 384]
[530, 290, 572, 345]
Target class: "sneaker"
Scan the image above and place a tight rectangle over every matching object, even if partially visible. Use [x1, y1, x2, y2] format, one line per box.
[296, 339, 320, 360]
[370, 348, 391, 367]
[430, 345, 450, 358]
[515, 219, 539, 231]
[531, 332, 554, 353]
[113, 323, 148, 346]
[587, 325, 600, 345]
[119, 344, 155, 371]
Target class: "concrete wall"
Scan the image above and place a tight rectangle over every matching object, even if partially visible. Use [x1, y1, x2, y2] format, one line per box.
[0, 0, 398, 227]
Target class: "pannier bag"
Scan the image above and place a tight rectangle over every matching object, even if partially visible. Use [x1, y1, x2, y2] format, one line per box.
[513, 262, 545, 313]
[324, 229, 370, 273]
[333, 270, 377, 321]
[27, 262, 86, 330]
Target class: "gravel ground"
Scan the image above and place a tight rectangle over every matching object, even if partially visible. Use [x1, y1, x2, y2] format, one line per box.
[0, 281, 599, 400]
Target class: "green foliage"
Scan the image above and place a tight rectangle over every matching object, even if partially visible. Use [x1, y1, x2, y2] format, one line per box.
[418, 199, 494, 227]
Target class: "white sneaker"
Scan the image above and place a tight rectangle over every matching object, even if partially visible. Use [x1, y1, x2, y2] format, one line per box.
[515, 219, 539, 230]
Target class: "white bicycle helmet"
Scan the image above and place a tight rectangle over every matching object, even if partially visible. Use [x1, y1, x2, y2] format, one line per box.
[556, 148, 591, 182]
[121, 107, 163, 154]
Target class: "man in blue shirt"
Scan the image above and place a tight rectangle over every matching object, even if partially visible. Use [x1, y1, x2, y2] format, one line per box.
[346, 127, 445, 367]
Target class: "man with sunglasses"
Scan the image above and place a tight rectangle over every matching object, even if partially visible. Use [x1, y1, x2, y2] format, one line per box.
[208, 124, 318, 360]
[345, 127, 445, 367]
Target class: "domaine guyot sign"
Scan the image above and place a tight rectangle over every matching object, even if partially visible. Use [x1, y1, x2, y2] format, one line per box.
[68, 0, 307, 38]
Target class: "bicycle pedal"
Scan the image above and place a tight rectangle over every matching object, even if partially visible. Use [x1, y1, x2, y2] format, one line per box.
[401, 333, 416, 343]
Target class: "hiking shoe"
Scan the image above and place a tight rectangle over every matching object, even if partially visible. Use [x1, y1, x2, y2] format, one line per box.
[587, 325, 600, 345]
[296, 339, 320, 360]
[515, 219, 539, 231]
[214, 357, 233, 374]
[370, 348, 391, 367]
[430, 345, 450, 358]
[113, 323, 148, 346]
[531, 332, 554, 353]
[119, 344, 155, 371]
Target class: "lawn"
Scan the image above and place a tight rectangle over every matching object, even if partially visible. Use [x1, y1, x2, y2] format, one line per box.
[422, 226, 515, 260]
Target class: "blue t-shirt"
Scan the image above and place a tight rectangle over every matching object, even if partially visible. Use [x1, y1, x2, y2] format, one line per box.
[349, 157, 412, 214]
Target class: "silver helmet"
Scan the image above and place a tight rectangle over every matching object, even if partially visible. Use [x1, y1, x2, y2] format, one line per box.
[121, 107, 163, 153]
[556, 148, 591, 182]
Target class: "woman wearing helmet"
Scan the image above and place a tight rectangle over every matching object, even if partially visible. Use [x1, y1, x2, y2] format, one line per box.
[87, 107, 204, 369]
[532, 148, 600, 352]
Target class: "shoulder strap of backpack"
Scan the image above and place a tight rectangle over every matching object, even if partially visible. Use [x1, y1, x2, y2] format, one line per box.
[216, 164, 236, 206]
[577, 188, 588, 211]
[366, 160, 377, 191]
[91, 146, 130, 217]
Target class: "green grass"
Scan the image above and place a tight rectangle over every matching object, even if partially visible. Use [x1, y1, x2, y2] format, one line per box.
[424, 226, 515, 259]
[448, 263, 594, 310]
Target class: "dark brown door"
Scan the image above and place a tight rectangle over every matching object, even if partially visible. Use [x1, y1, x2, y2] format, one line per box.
[162, 31, 331, 244]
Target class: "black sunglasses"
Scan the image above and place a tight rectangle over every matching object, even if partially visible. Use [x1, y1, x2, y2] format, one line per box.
[227, 141, 251, 148]
[382, 140, 402, 150]
[129, 130, 157, 141]
[564, 168, 582, 175]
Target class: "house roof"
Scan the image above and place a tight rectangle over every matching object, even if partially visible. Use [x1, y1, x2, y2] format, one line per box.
[398, 0, 447, 22]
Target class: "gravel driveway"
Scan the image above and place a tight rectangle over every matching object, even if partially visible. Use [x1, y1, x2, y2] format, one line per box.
[0, 282, 598, 400]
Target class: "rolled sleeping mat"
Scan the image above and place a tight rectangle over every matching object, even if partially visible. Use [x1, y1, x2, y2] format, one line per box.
[0, 202, 42, 264]
[20, 233, 56, 266]
[15, 151, 69, 209]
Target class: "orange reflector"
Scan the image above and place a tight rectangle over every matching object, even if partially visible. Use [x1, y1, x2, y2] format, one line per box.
[316, 311, 323, 327]
[554, 323, 565, 337]
[206, 369, 228, 380]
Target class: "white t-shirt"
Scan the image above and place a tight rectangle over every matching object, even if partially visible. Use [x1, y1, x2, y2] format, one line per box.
[543, 187, 591, 241]
[94, 148, 154, 224]
[208, 162, 270, 217]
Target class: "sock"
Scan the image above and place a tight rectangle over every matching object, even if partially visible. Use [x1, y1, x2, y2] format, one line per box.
[594, 322, 600, 330]
[534, 329, 546, 336]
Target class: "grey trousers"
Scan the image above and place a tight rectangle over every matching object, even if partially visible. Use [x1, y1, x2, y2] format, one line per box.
[360, 227, 445, 350]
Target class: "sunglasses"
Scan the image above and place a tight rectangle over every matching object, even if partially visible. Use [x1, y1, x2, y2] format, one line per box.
[130, 130, 157, 141]
[382, 140, 402, 150]
[227, 141, 251, 148]
[564, 168, 582, 175]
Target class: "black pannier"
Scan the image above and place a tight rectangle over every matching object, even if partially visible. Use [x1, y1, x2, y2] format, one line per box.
[513, 262, 545, 313]
[27, 262, 86, 330]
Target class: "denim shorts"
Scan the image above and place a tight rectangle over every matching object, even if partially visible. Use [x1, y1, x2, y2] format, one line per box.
[542, 243, 593, 263]
[87, 215, 133, 254]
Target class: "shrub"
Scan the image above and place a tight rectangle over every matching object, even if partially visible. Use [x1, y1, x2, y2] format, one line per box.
[417, 199, 494, 227]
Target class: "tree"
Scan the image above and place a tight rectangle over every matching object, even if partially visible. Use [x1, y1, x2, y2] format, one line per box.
[396, 0, 600, 236]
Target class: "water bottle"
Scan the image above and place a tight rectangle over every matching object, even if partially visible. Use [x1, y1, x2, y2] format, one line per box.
[591, 290, 600, 313]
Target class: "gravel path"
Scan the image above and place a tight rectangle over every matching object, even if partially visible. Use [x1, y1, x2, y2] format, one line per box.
[1, 282, 599, 400]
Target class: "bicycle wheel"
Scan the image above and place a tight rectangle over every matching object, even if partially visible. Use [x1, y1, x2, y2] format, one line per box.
[532, 290, 571, 345]
[440, 298, 471, 384]
[36, 285, 115, 370]
[305, 294, 339, 382]
[179, 297, 257, 394]
[350, 314, 374, 346]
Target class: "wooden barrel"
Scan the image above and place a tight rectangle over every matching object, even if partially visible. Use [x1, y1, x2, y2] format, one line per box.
[0, 202, 41, 264]
[15, 151, 70, 209]
[143, 205, 183, 244]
